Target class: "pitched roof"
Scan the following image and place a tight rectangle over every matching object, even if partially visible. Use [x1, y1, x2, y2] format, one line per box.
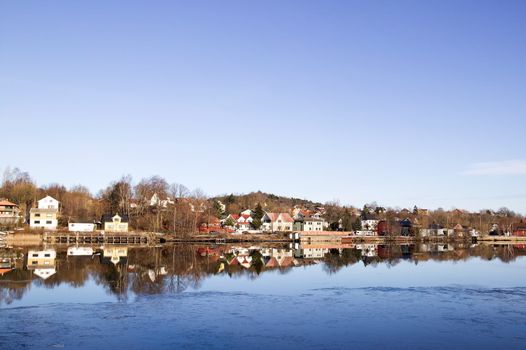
[266, 213, 294, 223]
[361, 212, 378, 220]
[101, 214, 129, 223]
[0, 200, 18, 207]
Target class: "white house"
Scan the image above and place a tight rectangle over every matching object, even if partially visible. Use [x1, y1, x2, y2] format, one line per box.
[68, 222, 95, 232]
[240, 209, 254, 216]
[38, 196, 60, 210]
[261, 213, 294, 232]
[30, 196, 60, 230]
[293, 217, 325, 232]
[236, 221, 251, 233]
[150, 193, 174, 208]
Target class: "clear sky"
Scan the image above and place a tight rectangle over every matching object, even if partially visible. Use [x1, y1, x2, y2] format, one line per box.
[1, 1, 525, 213]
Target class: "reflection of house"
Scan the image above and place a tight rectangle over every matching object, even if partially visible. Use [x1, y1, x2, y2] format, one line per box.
[103, 247, 128, 265]
[354, 230, 376, 236]
[26, 249, 57, 279]
[102, 214, 129, 233]
[0, 257, 15, 275]
[261, 213, 294, 232]
[261, 248, 294, 267]
[295, 247, 329, 259]
[67, 247, 94, 256]
[0, 199, 22, 225]
[356, 244, 378, 257]
[30, 196, 60, 230]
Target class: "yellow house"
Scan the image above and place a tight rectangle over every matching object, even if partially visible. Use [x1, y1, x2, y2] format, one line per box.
[102, 213, 129, 233]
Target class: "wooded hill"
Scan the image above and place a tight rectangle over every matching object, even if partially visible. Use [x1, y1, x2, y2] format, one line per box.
[212, 191, 323, 215]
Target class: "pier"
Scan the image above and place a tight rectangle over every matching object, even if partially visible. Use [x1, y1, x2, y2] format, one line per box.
[43, 232, 153, 245]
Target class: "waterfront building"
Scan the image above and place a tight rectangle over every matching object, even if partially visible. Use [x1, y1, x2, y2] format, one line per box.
[261, 212, 294, 232]
[0, 199, 22, 226]
[293, 216, 325, 232]
[102, 214, 129, 233]
[68, 222, 95, 232]
[29, 196, 60, 230]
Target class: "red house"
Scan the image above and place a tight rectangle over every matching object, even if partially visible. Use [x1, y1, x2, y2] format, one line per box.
[512, 224, 526, 237]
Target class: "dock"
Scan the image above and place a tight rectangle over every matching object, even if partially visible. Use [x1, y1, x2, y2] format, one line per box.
[43, 232, 153, 245]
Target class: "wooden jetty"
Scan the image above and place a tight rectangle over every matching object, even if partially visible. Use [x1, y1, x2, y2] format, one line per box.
[43, 232, 153, 245]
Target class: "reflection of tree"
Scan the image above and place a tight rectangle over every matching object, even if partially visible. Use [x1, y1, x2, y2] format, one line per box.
[0, 269, 33, 305]
[2, 243, 526, 304]
[322, 249, 361, 274]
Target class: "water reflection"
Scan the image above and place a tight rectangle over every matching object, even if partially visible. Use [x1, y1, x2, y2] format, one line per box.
[1, 243, 525, 305]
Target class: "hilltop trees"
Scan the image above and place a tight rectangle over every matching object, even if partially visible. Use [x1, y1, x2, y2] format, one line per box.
[0, 167, 38, 217]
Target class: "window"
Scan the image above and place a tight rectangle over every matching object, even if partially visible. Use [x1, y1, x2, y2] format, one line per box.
[34, 220, 41, 224]
[32, 261, 38, 265]
[44, 254, 50, 257]
[46, 221, 52, 224]
[32, 254, 38, 257]
[35, 213, 41, 217]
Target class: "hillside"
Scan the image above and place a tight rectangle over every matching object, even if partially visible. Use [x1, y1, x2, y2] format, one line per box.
[212, 191, 323, 214]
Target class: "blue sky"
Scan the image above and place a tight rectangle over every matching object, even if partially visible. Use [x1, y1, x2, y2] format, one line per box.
[1, 1, 525, 212]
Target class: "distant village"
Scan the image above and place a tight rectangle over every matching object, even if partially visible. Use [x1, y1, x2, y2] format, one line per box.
[1, 192, 526, 239]
[0, 168, 525, 239]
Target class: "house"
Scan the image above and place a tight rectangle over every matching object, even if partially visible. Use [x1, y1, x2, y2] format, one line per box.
[0, 199, 21, 226]
[30, 196, 60, 230]
[513, 224, 526, 237]
[236, 221, 251, 233]
[453, 223, 469, 237]
[261, 212, 294, 232]
[150, 193, 174, 208]
[240, 209, 254, 216]
[68, 222, 95, 232]
[102, 214, 129, 233]
[361, 213, 379, 231]
[399, 218, 413, 236]
[238, 214, 253, 224]
[293, 217, 325, 232]
[26, 249, 57, 279]
[420, 223, 454, 237]
[37, 196, 60, 210]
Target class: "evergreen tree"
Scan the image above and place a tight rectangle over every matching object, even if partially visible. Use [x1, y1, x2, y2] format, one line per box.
[352, 218, 362, 231]
[252, 203, 264, 229]
[213, 201, 224, 218]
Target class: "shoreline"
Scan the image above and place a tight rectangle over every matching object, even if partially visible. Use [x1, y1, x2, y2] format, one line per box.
[4, 231, 526, 246]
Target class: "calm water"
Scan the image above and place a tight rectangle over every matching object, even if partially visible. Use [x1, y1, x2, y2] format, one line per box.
[1, 243, 526, 349]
